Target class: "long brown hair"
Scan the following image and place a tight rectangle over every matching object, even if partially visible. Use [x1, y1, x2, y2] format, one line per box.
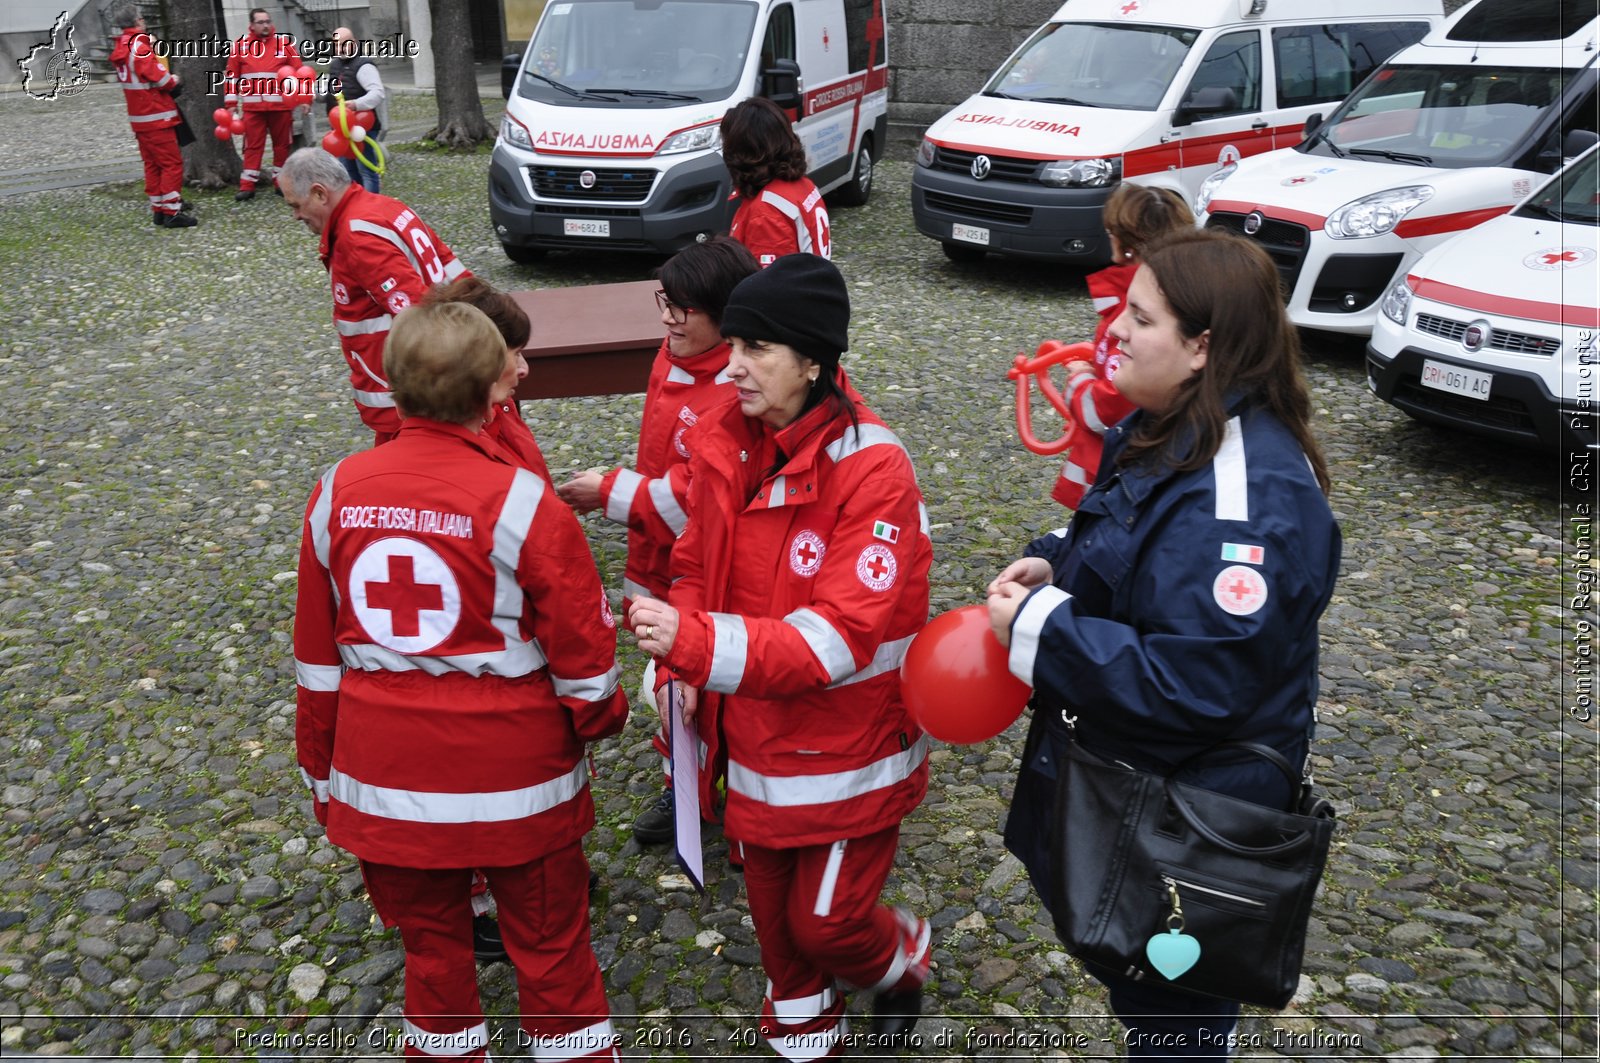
[720, 97, 808, 199]
[1119, 229, 1331, 495]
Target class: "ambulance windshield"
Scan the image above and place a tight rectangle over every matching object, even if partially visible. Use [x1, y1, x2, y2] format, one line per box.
[1307, 65, 1573, 169]
[518, 0, 758, 105]
[1516, 147, 1600, 225]
[985, 21, 1198, 112]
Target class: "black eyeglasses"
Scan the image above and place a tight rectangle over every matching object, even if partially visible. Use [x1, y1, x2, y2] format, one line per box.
[654, 289, 695, 324]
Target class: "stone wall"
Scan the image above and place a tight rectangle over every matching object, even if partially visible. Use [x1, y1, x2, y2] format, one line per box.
[884, 0, 1061, 157]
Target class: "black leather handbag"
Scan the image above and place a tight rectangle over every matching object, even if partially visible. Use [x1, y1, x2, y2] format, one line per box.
[1048, 714, 1336, 1010]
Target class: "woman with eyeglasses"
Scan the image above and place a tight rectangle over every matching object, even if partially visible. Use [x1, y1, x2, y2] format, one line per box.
[556, 236, 758, 846]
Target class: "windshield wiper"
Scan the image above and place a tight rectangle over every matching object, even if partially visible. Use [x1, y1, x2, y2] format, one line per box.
[1517, 201, 1566, 222]
[983, 90, 1021, 99]
[1348, 147, 1434, 166]
[522, 71, 619, 102]
[1028, 96, 1093, 106]
[587, 88, 702, 101]
[1304, 127, 1347, 158]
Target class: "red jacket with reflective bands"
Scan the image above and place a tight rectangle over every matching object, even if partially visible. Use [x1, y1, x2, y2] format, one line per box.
[111, 30, 179, 131]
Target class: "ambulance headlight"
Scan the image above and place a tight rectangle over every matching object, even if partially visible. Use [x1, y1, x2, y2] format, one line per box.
[1378, 275, 1413, 327]
[1039, 157, 1121, 188]
[657, 122, 720, 156]
[915, 137, 936, 168]
[499, 114, 532, 151]
[1326, 186, 1434, 239]
[1195, 164, 1236, 214]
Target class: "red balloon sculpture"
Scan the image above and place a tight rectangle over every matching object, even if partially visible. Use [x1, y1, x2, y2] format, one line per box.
[1009, 340, 1094, 455]
[901, 605, 1031, 744]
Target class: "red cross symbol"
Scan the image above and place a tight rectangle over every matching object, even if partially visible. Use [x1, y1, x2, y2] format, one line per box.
[1288, 176, 1310, 185]
[822, 28, 830, 48]
[1121, 1, 1140, 13]
[865, 553, 890, 581]
[365, 554, 442, 638]
[1225, 576, 1256, 604]
[796, 541, 818, 567]
[1543, 251, 1580, 264]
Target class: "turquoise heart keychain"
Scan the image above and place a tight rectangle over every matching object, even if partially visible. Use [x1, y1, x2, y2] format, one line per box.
[1147, 878, 1202, 980]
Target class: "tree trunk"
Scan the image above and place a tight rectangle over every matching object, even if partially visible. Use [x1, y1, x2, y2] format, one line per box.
[427, 0, 493, 149]
[163, 0, 240, 188]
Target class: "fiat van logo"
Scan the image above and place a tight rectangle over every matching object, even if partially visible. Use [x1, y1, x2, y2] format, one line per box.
[970, 155, 992, 180]
[1462, 321, 1491, 352]
[1243, 211, 1264, 235]
[579, 170, 597, 189]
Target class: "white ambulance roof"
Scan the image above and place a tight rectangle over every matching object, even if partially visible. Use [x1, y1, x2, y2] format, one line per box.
[1045, 0, 1440, 29]
[1434, 0, 1599, 46]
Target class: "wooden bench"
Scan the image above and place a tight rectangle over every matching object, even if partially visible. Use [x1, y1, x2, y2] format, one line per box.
[509, 279, 663, 400]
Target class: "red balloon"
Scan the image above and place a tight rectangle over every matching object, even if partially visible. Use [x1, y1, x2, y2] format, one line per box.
[321, 129, 354, 159]
[212, 124, 232, 142]
[212, 107, 231, 126]
[229, 116, 245, 135]
[276, 64, 296, 81]
[328, 104, 351, 132]
[900, 605, 1031, 744]
[295, 65, 314, 81]
[349, 109, 376, 131]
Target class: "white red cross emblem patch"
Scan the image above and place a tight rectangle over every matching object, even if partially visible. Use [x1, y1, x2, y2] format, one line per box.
[1212, 564, 1268, 617]
[790, 530, 826, 577]
[855, 543, 897, 592]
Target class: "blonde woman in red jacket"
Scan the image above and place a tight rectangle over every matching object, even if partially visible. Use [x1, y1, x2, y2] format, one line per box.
[628, 256, 933, 1058]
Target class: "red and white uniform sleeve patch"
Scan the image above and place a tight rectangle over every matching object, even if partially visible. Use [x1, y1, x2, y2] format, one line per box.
[790, 530, 827, 577]
[855, 543, 898, 593]
[1212, 564, 1268, 617]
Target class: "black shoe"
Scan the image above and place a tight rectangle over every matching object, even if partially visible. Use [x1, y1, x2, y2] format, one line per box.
[868, 988, 922, 1051]
[152, 211, 166, 226]
[234, 188, 255, 201]
[179, 198, 194, 212]
[271, 183, 283, 197]
[472, 914, 508, 963]
[631, 787, 674, 846]
[161, 212, 198, 229]
[588, 868, 599, 894]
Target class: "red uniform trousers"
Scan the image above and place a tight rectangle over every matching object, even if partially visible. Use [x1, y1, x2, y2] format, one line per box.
[362, 843, 618, 1062]
[240, 110, 294, 191]
[740, 825, 931, 1061]
[135, 127, 184, 219]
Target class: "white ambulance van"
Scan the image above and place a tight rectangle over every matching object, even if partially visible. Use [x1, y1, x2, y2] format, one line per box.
[1365, 143, 1598, 454]
[1197, 0, 1600, 334]
[490, 0, 888, 262]
[911, 0, 1440, 264]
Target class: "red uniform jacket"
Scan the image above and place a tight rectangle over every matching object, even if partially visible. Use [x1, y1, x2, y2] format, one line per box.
[729, 178, 832, 267]
[597, 338, 733, 607]
[1052, 261, 1138, 509]
[224, 32, 302, 111]
[319, 187, 470, 439]
[484, 400, 554, 485]
[293, 419, 628, 867]
[111, 29, 179, 131]
[664, 377, 932, 847]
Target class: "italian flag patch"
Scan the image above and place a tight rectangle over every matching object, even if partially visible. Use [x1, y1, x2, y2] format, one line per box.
[872, 520, 900, 544]
[1220, 542, 1264, 565]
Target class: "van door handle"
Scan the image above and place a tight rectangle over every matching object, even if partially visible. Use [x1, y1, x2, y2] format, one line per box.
[1251, 120, 1269, 130]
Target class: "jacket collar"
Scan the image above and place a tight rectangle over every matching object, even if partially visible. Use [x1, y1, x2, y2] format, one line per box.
[318, 184, 368, 266]
[667, 339, 733, 383]
[396, 417, 509, 464]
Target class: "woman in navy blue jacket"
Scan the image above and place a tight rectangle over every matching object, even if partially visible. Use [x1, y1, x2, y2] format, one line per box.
[986, 229, 1341, 1059]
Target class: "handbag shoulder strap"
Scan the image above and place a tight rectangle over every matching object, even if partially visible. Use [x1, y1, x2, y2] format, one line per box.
[1173, 740, 1301, 792]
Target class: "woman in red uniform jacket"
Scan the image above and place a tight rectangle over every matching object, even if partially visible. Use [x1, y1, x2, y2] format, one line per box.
[294, 303, 627, 1061]
[722, 97, 831, 266]
[1049, 184, 1193, 509]
[628, 256, 932, 1059]
[556, 237, 757, 844]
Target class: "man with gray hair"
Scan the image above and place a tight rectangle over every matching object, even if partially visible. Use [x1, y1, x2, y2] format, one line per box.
[278, 148, 469, 446]
[322, 27, 388, 192]
[109, 4, 196, 227]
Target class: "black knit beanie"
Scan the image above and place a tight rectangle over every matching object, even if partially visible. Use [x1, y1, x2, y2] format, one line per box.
[719, 254, 849, 367]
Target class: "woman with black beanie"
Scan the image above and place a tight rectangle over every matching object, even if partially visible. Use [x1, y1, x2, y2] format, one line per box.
[628, 254, 934, 1056]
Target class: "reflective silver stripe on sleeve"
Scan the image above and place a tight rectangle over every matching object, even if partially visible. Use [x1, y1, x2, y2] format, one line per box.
[295, 660, 342, 691]
[551, 664, 621, 702]
[401, 1019, 488, 1056]
[299, 767, 330, 803]
[1008, 586, 1070, 687]
[919, 502, 930, 537]
[827, 633, 912, 689]
[348, 218, 422, 277]
[705, 612, 749, 693]
[329, 760, 586, 823]
[728, 734, 931, 808]
[648, 475, 688, 534]
[783, 608, 855, 683]
[338, 640, 547, 678]
[1213, 417, 1248, 522]
[622, 576, 653, 603]
[606, 468, 643, 524]
[335, 314, 394, 337]
[351, 386, 395, 408]
[442, 258, 467, 280]
[490, 468, 544, 653]
[1080, 386, 1111, 434]
[824, 423, 907, 464]
[309, 463, 340, 568]
[1061, 460, 1091, 487]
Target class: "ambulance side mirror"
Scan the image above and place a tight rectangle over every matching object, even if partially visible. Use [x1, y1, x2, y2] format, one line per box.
[1174, 86, 1238, 126]
[1302, 112, 1324, 142]
[501, 53, 523, 100]
[763, 58, 802, 112]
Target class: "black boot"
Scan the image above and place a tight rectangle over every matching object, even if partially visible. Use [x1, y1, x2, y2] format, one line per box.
[867, 987, 922, 1052]
[161, 212, 198, 229]
[631, 786, 674, 845]
[234, 188, 256, 201]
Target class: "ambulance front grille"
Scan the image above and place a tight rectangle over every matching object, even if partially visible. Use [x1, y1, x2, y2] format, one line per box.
[1204, 212, 1308, 299]
[930, 146, 1041, 183]
[527, 166, 657, 201]
[1415, 313, 1561, 356]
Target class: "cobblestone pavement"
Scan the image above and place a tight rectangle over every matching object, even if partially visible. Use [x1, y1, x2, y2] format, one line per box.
[0, 101, 1594, 1061]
